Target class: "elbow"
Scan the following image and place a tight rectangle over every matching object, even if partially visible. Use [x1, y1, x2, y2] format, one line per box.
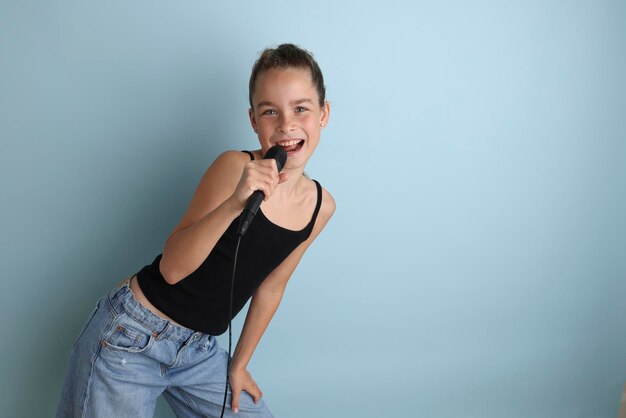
[158, 255, 183, 285]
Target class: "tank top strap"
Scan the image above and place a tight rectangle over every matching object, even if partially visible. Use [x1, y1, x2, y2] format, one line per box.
[241, 150, 255, 161]
[309, 179, 323, 229]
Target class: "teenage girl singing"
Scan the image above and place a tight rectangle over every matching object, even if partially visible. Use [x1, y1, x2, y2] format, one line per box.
[57, 43, 335, 418]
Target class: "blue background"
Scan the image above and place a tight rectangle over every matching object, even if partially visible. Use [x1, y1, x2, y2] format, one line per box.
[1, 1, 625, 417]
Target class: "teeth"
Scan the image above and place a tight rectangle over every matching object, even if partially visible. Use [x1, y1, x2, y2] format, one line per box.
[276, 139, 301, 146]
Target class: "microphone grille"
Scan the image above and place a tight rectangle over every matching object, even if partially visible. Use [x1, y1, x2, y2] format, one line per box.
[264, 146, 287, 172]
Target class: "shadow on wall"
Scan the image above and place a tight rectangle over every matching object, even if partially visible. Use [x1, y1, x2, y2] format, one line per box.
[34, 143, 231, 417]
[21, 70, 243, 416]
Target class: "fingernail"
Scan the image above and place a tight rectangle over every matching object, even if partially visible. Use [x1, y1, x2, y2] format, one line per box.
[234, 408, 239, 414]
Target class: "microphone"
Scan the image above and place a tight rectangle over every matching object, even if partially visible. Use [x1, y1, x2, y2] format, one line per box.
[237, 145, 287, 236]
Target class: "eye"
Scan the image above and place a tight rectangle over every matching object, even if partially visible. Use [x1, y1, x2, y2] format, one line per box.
[295, 106, 308, 113]
[261, 109, 277, 116]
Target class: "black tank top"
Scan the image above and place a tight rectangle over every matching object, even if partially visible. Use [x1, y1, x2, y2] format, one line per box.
[136, 151, 323, 334]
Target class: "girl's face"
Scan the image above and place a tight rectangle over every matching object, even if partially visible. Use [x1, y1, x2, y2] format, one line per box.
[249, 67, 329, 171]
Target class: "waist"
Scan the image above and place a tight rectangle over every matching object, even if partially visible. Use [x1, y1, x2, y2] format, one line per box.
[108, 276, 207, 345]
[125, 274, 183, 326]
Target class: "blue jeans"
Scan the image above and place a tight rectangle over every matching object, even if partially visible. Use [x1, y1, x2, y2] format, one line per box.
[56, 280, 274, 418]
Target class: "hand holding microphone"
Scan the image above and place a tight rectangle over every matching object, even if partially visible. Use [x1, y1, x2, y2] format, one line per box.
[237, 146, 287, 236]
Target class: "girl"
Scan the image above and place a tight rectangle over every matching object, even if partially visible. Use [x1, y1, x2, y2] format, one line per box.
[57, 43, 335, 418]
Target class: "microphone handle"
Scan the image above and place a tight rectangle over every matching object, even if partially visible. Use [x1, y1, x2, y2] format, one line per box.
[237, 191, 264, 236]
[244, 190, 265, 217]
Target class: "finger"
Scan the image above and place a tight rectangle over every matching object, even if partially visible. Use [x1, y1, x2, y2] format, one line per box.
[253, 387, 263, 404]
[257, 173, 277, 192]
[267, 159, 278, 172]
[251, 167, 277, 188]
[262, 176, 279, 200]
[249, 173, 274, 193]
[255, 159, 276, 171]
[231, 388, 240, 413]
[258, 180, 270, 201]
[258, 163, 279, 181]
[245, 384, 263, 404]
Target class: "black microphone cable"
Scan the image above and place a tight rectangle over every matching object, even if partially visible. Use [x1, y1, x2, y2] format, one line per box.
[220, 233, 242, 418]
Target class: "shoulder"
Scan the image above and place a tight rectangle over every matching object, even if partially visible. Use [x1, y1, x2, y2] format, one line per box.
[186, 150, 250, 212]
[211, 150, 252, 170]
[319, 185, 336, 222]
[198, 150, 251, 186]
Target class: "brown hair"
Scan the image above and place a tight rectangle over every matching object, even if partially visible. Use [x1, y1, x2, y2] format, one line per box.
[249, 43, 326, 109]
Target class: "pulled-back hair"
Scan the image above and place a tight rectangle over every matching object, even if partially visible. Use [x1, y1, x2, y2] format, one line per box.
[249, 44, 326, 109]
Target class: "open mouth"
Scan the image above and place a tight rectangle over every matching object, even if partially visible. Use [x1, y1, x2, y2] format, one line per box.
[276, 139, 305, 153]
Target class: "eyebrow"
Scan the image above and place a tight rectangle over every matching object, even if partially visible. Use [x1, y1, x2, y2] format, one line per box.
[256, 98, 314, 108]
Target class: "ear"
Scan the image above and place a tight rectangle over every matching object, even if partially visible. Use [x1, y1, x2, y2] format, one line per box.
[320, 101, 330, 127]
[248, 108, 258, 133]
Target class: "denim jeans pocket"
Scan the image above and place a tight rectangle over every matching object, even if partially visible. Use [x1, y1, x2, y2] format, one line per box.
[103, 313, 155, 353]
[71, 297, 102, 350]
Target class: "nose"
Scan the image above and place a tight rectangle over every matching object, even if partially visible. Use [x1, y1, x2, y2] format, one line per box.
[277, 113, 295, 133]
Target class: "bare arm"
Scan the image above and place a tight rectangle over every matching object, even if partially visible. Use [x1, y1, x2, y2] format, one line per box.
[228, 188, 336, 412]
[159, 151, 285, 284]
